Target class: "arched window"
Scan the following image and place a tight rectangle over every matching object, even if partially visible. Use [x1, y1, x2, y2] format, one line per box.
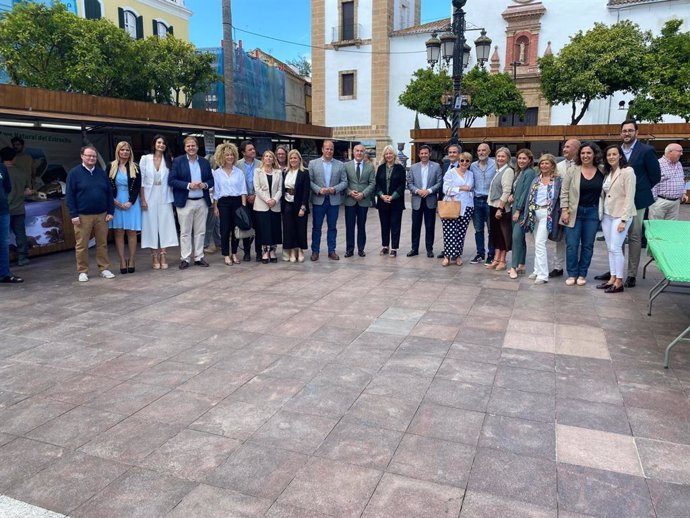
[118, 7, 143, 39]
[153, 19, 173, 37]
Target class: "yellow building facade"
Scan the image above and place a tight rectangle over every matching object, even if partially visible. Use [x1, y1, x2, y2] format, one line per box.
[77, 0, 191, 42]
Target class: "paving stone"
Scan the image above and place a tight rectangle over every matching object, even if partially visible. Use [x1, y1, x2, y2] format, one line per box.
[134, 389, 219, 426]
[40, 374, 123, 405]
[278, 457, 381, 517]
[636, 438, 690, 485]
[71, 467, 194, 518]
[0, 396, 74, 435]
[362, 472, 463, 518]
[315, 417, 402, 470]
[479, 414, 555, 460]
[168, 483, 272, 518]
[177, 367, 252, 398]
[487, 387, 555, 423]
[380, 351, 444, 378]
[647, 479, 690, 518]
[0, 438, 64, 492]
[556, 424, 642, 476]
[26, 406, 124, 449]
[627, 406, 690, 443]
[130, 360, 205, 388]
[424, 378, 491, 412]
[309, 363, 373, 389]
[208, 442, 308, 499]
[503, 331, 555, 354]
[388, 433, 474, 487]
[231, 375, 305, 408]
[556, 374, 623, 405]
[347, 393, 420, 432]
[84, 380, 169, 416]
[190, 399, 276, 440]
[468, 447, 556, 509]
[364, 371, 431, 402]
[250, 409, 337, 454]
[141, 429, 240, 482]
[619, 382, 690, 413]
[557, 463, 654, 517]
[459, 490, 556, 517]
[408, 402, 484, 445]
[494, 365, 556, 395]
[6, 452, 128, 515]
[265, 502, 331, 517]
[499, 348, 555, 372]
[556, 398, 631, 435]
[436, 358, 497, 386]
[87, 354, 162, 380]
[283, 381, 362, 418]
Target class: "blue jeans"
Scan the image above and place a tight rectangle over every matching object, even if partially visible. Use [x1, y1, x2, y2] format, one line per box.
[473, 196, 494, 258]
[0, 213, 10, 277]
[311, 196, 339, 254]
[345, 204, 368, 253]
[565, 205, 599, 278]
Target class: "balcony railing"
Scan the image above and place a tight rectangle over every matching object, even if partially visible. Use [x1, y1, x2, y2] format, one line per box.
[331, 24, 364, 47]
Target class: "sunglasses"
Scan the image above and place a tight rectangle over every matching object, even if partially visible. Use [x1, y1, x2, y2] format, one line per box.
[459, 159, 470, 163]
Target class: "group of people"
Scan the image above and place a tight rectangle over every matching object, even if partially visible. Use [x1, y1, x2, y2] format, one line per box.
[1, 120, 685, 288]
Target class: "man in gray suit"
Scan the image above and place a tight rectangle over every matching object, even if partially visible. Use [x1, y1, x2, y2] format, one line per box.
[343, 144, 376, 257]
[407, 145, 442, 258]
[309, 140, 347, 261]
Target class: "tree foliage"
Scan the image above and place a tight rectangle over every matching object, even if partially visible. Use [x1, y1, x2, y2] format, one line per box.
[628, 19, 690, 123]
[0, 2, 220, 107]
[398, 67, 526, 128]
[538, 20, 649, 125]
[286, 56, 311, 78]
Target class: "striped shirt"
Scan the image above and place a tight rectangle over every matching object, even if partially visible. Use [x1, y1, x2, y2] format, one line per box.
[652, 157, 685, 200]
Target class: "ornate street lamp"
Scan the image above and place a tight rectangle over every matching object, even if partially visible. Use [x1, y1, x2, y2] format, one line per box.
[425, 0, 491, 146]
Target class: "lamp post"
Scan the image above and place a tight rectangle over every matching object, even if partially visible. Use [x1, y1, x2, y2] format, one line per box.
[425, 1, 491, 147]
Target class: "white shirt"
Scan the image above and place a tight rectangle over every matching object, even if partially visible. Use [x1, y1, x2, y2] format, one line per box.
[188, 156, 203, 199]
[536, 183, 550, 206]
[421, 163, 429, 190]
[284, 170, 297, 202]
[212, 166, 247, 200]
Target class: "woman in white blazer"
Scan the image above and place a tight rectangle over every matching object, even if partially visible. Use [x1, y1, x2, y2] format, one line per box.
[253, 150, 283, 263]
[139, 135, 178, 269]
[598, 145, 636, 293]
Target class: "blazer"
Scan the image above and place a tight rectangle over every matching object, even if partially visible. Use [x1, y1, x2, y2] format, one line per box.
[282, 169, 311, 214]
[253, 168, 283, 213]
[624, 140, 661, 209]
[308, 157, 347, 206]
[559, 166, 604, 228]
[343, 160, 376, 207]
[168, 155, 214, 208]
[522, 175, 563, 242]
[109, 162, 142, 205]
[488, 165, 515, 211]
[602, 166, 637, 220]
[408, 160, 443, 210]
[511, 167, 537, 218]
[236, 158, 257, 195]
[375, 163, 406, 211]
[139, 154, 173, 205]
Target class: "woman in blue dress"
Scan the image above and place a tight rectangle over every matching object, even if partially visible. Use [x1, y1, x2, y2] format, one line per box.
[109, 141, 142, 274]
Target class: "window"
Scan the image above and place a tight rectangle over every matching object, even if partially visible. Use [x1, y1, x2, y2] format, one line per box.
[339, 71, 356, 100]
[341, 1, 355, 41]
[118, 8, 143, 39]
[84, 0, 102, 20]
[153, 20, 173, 37]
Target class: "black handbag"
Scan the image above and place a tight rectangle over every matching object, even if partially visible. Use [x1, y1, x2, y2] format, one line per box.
[235, 205, 252, 231]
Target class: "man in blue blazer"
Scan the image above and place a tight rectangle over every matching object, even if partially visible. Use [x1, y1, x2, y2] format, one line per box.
[168, 136, 214, 269]
[309, 140, 347, 261]
[596, 120, 661, 287]
[407, 144, 442, 257]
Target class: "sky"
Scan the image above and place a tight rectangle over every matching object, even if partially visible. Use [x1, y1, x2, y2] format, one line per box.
[187, 0, 450, 62]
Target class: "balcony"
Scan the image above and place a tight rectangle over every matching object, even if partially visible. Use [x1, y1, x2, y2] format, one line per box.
[331, 23, 364, 48]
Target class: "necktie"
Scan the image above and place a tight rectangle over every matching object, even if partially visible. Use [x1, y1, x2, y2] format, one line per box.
[356, 162, 361, 181]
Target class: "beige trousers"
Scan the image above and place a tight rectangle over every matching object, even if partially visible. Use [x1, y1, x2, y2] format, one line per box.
[176, 198, 208, 262]
[74, 213, 110, 273]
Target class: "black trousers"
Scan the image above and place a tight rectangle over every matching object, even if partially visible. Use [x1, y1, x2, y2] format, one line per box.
[345, 204, 369, 253]
[378, 205, 403, 249]
[218, 196, 242, 256]
[411, 203, 436, 253]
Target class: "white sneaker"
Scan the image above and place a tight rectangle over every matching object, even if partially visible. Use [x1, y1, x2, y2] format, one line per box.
[534, 279, 548, 285]
[528, 273, 537, 280]
[78, 273, 89, 282]
[100, 269, 115, 279]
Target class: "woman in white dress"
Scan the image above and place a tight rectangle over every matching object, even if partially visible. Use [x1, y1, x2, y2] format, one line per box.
[139, 135, 178, 269]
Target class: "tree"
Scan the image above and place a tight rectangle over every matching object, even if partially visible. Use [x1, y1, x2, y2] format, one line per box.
[538, 20, 649, 125]
[628, 19, 690, 123]
[286, 56, 312, 77]
[397, 67, 526, 128]
[0, 2, 78, 90]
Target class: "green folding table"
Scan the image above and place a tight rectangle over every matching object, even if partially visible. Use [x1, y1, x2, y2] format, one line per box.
[643, 220, 690, 368]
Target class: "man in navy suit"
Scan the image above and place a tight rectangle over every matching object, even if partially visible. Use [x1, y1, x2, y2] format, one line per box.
[596, 119, 661, 287]
[168, 136, 214, 269]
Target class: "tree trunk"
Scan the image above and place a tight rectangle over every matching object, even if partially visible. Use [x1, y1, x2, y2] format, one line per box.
[570, 98, 592, 125]
[222, 0, 234, 114]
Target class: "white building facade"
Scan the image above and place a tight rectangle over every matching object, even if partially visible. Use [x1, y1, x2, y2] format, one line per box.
[311, 0, 690, 156]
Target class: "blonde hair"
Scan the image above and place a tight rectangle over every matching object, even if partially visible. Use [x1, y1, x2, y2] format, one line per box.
[287, 149, 305, 171]
[109, 141, 137, 179]
[213, 142, 239, 169]
[379, 145, 400, 166]
[537, 154, 557, 175]
[495, 146, 512, 162]
[459, 152, 473, 163]
[261, 150, 278, 170]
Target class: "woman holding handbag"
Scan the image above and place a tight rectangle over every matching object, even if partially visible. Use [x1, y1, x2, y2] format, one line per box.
[282, 149, 310, 262]
[440, 151, 474, 267]
[212, 142, 247, 265]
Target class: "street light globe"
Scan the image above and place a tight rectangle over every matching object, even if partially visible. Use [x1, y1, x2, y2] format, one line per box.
[474, 30, 492, 65]
[425, 33, 441, 67]
[439, 32, 455, 64]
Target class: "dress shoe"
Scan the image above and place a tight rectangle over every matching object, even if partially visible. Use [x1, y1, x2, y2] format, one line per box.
[389, 250, 397, 257]
[328, 252, 340, 260]
[179, 260, 190, 270]
[243, 252, 251, 262]
[594, 271, 611, 281]
[358, 250, 366, 257]
[605, 284, 625, 293]
[1, 274, 23, 283]
[624, 276, 636, 288]
[406, 250, 419, 257]
[311, 252, 319, 261]
[380, 247, 389, 255]
[596, 282, 613, 289]
[344, 250, 354, 258]
[427, 251, 434, 258]
[548, 269, 563, 278]
[194, 258, 210, 267]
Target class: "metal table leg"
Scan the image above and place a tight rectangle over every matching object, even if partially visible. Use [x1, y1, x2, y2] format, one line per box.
[643, 257, 654, 280]
[664, 324, 690, 368]
[648, 278, 670, 316]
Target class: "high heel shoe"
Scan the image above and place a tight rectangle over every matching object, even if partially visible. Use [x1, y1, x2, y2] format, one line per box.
[495, 262, 506, 271]
[127, 260, 135, 274]
[508, 268, 518, 279]
[120, 261, 128, 275]
[152, 252, 160, 270]
[231, 254, 240, 264]
[261, 248, 269, 264]
[441, 257, 450, 267]
[297, 250, 305, 263]
[485, 260, 499, 270]
[159, 251, 169, 269]
[224, 256, 232, 266]
[269, 247, 278, 263]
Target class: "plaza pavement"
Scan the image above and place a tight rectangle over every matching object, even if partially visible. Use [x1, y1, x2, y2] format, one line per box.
[1, 206, 689, 517]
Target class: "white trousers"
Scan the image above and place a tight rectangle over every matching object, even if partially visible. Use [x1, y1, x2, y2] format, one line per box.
[533, 209, 549, 281]
[551, 236, 565, 270]
[602, 213, 632, 278]
[176, 198, 208, 262]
